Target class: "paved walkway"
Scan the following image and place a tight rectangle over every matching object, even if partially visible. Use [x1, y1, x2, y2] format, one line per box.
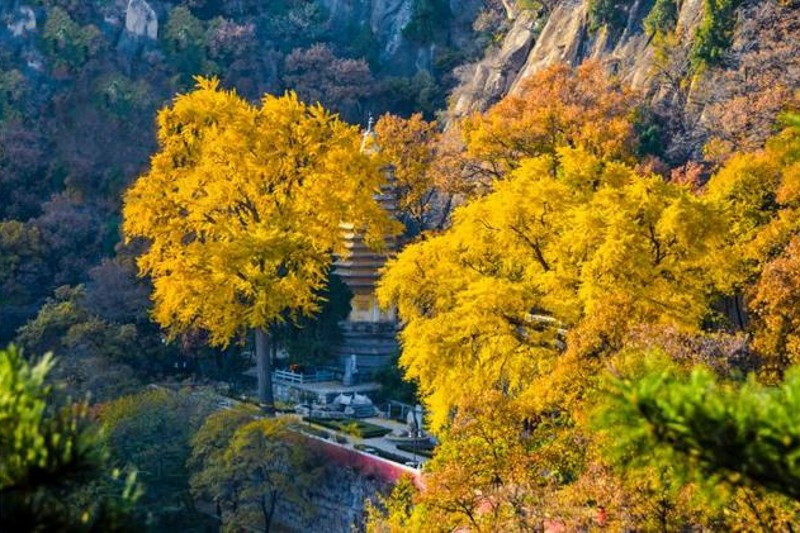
[299, 416, 428, 466]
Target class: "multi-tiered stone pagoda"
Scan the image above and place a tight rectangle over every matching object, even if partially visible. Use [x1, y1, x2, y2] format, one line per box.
[272, 120, 401, 406]
[333, 119, 400, 383]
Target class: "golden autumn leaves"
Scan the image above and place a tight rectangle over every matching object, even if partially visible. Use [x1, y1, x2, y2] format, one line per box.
[369, 65, 800, 529]
[376, 63, 732, 431]
[122, 77, 400, 382]
[122, 64, 800, 529]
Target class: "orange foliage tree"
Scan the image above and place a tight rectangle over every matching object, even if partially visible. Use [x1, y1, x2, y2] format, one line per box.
[460, 61, 638, 181]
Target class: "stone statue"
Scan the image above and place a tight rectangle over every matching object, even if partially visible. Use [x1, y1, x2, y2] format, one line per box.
[406, 404, 424, 438]
[343, 354, 359, 386]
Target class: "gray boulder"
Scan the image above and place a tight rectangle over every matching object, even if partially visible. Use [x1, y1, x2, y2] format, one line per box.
[125, 0, 157, 40]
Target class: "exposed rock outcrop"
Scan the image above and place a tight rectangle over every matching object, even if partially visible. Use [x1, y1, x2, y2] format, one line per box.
[6, 5, 36, 37]
[453, 0, 707, 111]
[510, 0, 589, 89]
[451, 9, 539, 116]
[319, 0, 482, 75]
[449, 0, 800, 160]
[125, 0, 157, 40]
[370, 0, 415, 58]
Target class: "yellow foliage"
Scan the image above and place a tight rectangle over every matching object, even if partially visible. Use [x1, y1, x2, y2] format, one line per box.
[706, 123, 800, 267]
[123, 77, 400, 346]
[378, 145, 731, 430]
[706, 117, 800, 374]
[374, 73, 800, 532]
[374, 113, 438, 229]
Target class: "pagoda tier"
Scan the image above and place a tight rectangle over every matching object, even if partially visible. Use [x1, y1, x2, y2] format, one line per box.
[332, 322, 398, 376]
[335, 231, 399, 293]
[334, 175, 399, 308]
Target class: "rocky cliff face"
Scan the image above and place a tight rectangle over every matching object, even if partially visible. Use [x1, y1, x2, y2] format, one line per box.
[319, 0, 482, 74]
[1, 0, 483, 86]
[450, 0, 800, 160]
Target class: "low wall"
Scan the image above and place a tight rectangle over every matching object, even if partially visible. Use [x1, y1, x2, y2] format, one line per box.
[274, 435, 422, 532]
[307, 436, 422, 486]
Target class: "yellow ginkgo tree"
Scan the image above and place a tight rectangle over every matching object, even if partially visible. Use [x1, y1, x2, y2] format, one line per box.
[378, 146, 731, 430]
[123, 78, 399, 412]
[375, 145, 735, 527]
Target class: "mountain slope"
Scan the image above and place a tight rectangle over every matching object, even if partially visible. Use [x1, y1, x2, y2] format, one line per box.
[450, 0, 800, 161]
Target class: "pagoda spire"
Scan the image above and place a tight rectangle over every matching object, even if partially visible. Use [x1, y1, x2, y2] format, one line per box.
[360, 112, 379, 154]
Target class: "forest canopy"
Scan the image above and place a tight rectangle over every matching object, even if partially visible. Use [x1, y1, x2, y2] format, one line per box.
[2, 0, 800, 530]
[371, 64, 800, 530]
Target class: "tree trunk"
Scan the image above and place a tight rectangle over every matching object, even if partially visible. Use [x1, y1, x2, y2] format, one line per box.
[260, 491, 279, 533]
[255, 327, 275, 415]
[266, 490, 279, 533]
[259, 494, 272, 533]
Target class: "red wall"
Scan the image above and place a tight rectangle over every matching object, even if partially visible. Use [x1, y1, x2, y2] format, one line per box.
[305, 436, 424, 489]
